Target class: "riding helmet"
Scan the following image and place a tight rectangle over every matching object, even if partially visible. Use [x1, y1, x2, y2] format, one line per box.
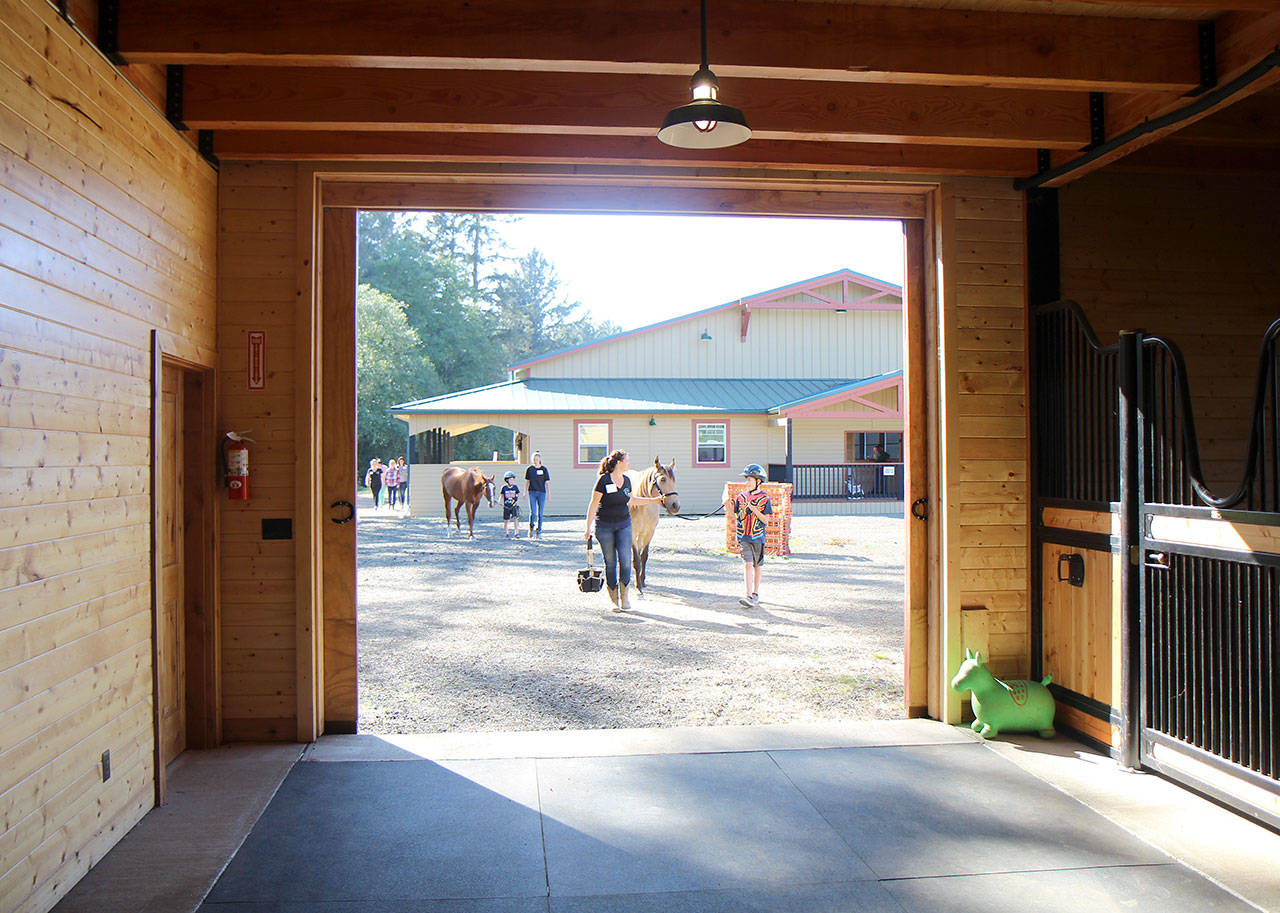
[740, 463, 767, 481]
[504, 470, 517, 480]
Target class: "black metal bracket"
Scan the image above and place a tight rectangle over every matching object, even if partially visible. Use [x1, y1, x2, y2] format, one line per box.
[330, 500, 355, 525]
[1188, 21, 1218, 96]
[1036, 149, 1051, 174]
[166, 65, 186, 130]
[96, 0, 126, 64]
[198, 131, 219, 169]
[1088, 93, 1106, 149]
[1057, 552, 1085, 587]
[910, 497, 928, 520]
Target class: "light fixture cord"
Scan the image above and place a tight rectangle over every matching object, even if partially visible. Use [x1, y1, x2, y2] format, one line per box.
[700, 0, 708, 70]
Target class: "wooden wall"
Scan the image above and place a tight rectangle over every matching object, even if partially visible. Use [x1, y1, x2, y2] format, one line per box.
[0, 1, 217, 911]
[1060, 172, 1280, 495]
[217, 163, 303, 741]
[941, 178, 1029, 716]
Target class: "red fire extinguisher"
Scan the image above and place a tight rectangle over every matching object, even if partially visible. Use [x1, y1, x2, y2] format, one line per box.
[224, 431, 253, 501]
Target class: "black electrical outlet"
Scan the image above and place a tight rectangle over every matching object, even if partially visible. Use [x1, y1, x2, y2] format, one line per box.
[101, 749, 111, 782]
[262, 518, 293, 540]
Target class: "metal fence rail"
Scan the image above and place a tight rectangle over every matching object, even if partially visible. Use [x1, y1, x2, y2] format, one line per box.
[770, 462, 903, 501]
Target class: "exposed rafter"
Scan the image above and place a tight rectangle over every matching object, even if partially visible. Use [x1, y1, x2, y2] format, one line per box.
[182, 67, 1092, 149]
[115, 0, 1202, 93]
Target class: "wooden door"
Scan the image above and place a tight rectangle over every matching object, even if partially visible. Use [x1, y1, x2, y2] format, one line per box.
[158, 363, 186, 767]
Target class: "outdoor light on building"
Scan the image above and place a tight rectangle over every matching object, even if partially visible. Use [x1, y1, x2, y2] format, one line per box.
[649, 416, 657, 426]
[657, 0, 750, 149]
[700, 330, 713, 341]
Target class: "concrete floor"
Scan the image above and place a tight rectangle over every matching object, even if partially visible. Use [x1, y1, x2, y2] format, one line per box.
[52, 721, 1280, 913]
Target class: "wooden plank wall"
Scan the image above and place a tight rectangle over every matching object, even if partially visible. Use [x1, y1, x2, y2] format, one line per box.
[943, 178, 1029, 712]
[217, 162, 302, 741]
[0, 1, 217, 910]
[1060, 172, 1280, 496]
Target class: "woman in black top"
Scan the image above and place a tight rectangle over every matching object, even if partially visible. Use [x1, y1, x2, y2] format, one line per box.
[364, 458, 384, 508]
[584, 449, 662, 611]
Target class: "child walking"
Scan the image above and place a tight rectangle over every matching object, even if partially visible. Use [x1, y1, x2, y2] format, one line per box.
[724, 463, 772, 607]
[500, 471, 522, 538]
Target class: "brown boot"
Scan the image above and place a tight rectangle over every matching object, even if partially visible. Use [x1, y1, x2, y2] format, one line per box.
[619, 585, 632, 611]
[607, 586, 619, 609]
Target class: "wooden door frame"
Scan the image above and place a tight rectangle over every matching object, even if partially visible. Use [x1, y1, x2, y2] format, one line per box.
[150, 334, 221, 805]
[299, 165, 945, 732]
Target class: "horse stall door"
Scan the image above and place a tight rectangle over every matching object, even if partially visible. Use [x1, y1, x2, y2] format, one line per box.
[158, 363, 187, 768]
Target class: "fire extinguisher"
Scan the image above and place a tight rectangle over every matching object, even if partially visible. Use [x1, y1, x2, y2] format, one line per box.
[223, 431, 254, 501]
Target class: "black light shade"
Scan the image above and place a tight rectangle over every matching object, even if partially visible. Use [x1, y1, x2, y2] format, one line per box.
[659, 99, 751, 149]
[657, 3, 750, 149]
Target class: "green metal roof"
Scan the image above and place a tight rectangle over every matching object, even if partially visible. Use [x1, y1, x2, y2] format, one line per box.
[391, 377, 891, 416]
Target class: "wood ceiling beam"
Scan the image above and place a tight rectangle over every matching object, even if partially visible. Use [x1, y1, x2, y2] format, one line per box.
[115, 0, 1201, 93]
[317, 180, 929, 220]
[210, 130, 1035, 176]
[183, 67, 1091, 149]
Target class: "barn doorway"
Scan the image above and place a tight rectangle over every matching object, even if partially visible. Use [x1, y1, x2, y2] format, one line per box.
[314, 176, 938, 738]
[342, 205, 929, 736]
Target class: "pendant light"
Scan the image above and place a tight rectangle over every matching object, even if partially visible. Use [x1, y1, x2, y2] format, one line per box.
[657, 0, 751, 149]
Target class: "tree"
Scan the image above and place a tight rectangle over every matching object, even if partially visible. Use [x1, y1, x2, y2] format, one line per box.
[490, 250, 621, 365]
[356, 284, 442, 479]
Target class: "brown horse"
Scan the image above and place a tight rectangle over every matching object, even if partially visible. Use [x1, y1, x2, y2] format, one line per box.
[628, 457, 680, 596]
[441, 466, 494, 538]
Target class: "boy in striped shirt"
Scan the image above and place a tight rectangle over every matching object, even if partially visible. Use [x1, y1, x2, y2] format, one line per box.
[724, 463, 772, 608]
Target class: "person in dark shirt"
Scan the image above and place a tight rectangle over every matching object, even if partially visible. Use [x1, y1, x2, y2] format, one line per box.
[584, 449, 662, 611]
[500, 471, 522, 538]
[524, 451, 550, 539]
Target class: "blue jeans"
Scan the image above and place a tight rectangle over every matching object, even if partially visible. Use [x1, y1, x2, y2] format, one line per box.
[529, 490, 547, 530]
[595, 522, 633, 589]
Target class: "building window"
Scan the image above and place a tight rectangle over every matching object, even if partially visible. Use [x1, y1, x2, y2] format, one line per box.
[694, 421, 728, 466]
[846, 431, 902, 461]
[575, 421, 611, 467]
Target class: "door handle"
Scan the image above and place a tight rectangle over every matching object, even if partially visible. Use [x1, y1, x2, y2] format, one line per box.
[911, 497, 929, 520]
[1144, 551, 1170, 571]
[330, 500, 355, 524]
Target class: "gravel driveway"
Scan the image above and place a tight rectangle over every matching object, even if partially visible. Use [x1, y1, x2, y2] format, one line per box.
[356, 498, 905, 733]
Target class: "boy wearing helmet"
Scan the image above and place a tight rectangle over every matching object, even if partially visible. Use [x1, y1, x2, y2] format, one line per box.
[500, 471, 522, 538]
[724, 463, 772, 607]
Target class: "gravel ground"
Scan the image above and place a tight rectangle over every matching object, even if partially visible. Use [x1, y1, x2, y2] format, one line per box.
[356, 497, 906, 733]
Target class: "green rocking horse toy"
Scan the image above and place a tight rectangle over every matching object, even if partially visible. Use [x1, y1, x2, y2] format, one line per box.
[950, 649, 1056, 739]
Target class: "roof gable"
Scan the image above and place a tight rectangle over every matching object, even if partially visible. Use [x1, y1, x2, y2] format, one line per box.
[509, 268, 900, 373]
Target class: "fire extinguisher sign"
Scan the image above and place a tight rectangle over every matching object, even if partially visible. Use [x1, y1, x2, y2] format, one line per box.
[247, 332, 266, 390]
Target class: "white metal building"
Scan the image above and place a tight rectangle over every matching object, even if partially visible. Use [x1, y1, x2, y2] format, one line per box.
[394, 270, 905, 516]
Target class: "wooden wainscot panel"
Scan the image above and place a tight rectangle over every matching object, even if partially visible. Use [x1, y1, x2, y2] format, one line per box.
[1148, 514, 1280, 557]
[1055, 701, 1118, 748]
[1041, 506, 1114, 536]
[1040, 544, 1115, 708]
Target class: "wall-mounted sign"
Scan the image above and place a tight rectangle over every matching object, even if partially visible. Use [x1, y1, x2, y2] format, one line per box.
[882, 466, 896, 476]
[248, 331, 265, 390]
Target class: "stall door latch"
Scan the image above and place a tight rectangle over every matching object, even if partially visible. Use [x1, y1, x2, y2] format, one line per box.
[1057, 553, 1085, 587]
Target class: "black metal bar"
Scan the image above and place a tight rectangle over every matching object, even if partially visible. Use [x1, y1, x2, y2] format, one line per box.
[97, 0, 126, 64]
[1119, 330, 1143, 769]
[1197, 21, 1218, 94]
[1026, 188, 1060, 309]
[1088, 93, 1106, 148]
[166, 65, 186, 130]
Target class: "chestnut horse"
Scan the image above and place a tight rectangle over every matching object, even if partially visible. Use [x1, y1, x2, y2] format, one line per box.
[628, 457, 680, 596]
[441, 466, 494, 538]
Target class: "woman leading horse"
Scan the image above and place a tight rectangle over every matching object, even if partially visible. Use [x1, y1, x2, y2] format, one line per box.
[583, 450, 665, 611]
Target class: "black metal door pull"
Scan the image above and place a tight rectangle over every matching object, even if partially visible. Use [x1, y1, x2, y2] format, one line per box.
[330, 500, 355, 524]
[911, 497, 929, 520]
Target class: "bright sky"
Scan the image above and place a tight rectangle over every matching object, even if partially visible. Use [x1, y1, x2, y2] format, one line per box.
[491, 214, 905, 331]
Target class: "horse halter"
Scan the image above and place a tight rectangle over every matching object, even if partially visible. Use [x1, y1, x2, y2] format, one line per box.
[651, 474, 678, 504]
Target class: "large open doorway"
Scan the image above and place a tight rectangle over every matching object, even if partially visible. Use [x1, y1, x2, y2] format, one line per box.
[336, 204, 931, 735]
[310, 173, 938, 738]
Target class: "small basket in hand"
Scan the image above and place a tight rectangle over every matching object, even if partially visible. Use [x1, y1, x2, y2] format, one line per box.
[577, 537, 605, 593]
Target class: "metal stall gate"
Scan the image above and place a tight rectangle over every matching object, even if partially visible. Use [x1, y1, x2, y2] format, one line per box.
[1033, 303, 1280, 830]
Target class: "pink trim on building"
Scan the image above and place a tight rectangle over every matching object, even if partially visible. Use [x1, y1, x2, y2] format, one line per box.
[691, 418, 732, 468]
[778, 375, 903, 419]
[573, 418, 614, 469]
